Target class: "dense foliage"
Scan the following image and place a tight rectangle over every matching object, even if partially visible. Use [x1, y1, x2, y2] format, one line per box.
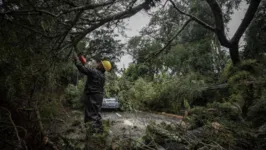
[0, 0, 265, 149]
[0, 0, 159, 149]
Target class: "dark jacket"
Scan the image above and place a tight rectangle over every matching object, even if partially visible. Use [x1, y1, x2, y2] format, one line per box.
[75, 63, 105, 94]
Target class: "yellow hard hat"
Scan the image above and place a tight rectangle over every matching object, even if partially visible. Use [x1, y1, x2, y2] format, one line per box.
[101, 60, 112, 71]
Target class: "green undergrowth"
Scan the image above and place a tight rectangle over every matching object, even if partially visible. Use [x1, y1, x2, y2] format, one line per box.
[64, 80, 85, 109]
[58, 120, 112, 150]
[142, 102, 258, 150]
[140, 60, 266, 150]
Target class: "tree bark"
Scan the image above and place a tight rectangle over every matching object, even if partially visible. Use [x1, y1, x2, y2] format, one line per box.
[229, 44, 241, 65]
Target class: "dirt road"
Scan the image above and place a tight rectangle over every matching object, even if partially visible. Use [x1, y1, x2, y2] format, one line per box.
[50, 110, 182, 149]
[102, 111, 182, 139]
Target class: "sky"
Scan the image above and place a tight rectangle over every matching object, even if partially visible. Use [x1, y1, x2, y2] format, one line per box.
[116, 2, 248, 69]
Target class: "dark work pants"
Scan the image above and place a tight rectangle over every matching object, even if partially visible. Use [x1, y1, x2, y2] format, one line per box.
[83, 93, 103, 133]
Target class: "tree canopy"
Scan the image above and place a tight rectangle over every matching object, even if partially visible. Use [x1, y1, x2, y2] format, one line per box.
[1, 0, 266, 149]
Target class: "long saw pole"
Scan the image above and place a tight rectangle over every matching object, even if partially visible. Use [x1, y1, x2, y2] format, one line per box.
[71, 36, 87, 65]
[71, 37, 87, 86]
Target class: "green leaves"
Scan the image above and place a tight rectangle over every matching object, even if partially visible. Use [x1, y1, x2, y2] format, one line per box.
[118, 71, 207, 112]
[184, 99, 191, 110]
[64, 80, 85, 109]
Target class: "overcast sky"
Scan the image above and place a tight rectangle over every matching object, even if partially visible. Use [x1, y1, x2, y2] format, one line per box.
[116, 2, 248, 69]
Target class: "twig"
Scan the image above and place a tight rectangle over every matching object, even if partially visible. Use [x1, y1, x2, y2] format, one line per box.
[16, 126, 28, 138]
[22, 140, 28, 150]
[56, 10, 84, 51]
[163, 0, 169, 8]
[0, 107, 22, 148]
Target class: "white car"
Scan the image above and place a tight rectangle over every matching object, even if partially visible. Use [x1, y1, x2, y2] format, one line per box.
[102, 97, 120, 109]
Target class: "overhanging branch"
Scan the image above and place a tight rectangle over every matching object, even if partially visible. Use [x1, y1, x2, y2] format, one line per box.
[56, 10, 84, 50]
[169, 0, 215, 32]
[73, 1, 148, 45]
[58, 1, 149, 58]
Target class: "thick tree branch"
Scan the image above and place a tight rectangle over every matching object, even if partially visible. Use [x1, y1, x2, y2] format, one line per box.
[169, 0, 215, 32]
[205, 0, 224, 31]
[58, 1, 149, 57]
[205, 0, 231, 47]
[230, 0, 261, 44]
[73, 1, 148, 45]
[1, 0, 115, 18]
[58, 0, 115, 17]
[145, 19, 192, 62]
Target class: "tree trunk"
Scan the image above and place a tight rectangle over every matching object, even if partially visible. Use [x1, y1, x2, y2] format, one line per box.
[229, 44, 241, 65]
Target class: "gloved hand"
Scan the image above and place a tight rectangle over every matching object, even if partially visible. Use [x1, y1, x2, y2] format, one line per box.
[72, 53, 86, 65]
[79, 55, 87, 65]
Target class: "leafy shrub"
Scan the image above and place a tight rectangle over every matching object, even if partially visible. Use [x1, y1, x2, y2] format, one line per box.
[221, 59, 259, 82]
[142, 101, 254, 150]
[120, 78, 158, 110]
[220, 59, 266, 117]
[64, 80, 85, 109]
[185, 102, 243, 129]
[118, 73, 206, 113]
[247, 94, 266, 127]
[104, 72, 120, 98]
[157, 73, 206, 113]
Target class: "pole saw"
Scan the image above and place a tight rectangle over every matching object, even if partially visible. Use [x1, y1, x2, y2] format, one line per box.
[71, 37, 87, 65]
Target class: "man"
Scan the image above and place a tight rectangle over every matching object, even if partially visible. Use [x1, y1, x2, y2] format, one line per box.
[73, 55, 111, 134]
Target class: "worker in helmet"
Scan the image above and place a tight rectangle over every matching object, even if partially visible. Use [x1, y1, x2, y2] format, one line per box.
[73, 55, 111, 134]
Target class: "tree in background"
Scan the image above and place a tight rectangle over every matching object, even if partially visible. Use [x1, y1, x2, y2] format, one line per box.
[119, 0, 264, 114]
[167, 0, 262, 65]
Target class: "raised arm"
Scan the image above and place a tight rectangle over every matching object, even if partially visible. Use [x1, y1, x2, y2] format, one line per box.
[73, 55, 94, 75]
[75, 62, 89, 74]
